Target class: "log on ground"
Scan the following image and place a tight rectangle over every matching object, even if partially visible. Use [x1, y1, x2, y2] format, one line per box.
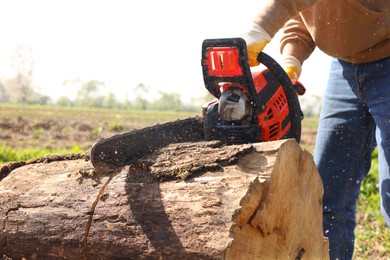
[0, 139, 329, 259]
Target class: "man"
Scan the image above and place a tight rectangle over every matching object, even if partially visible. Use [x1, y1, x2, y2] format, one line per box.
[242, 1, 390, 259]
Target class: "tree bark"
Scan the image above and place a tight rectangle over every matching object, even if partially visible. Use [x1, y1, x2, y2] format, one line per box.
[0, 139, 329, 259]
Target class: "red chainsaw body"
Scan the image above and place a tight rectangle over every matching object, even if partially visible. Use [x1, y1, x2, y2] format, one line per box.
[202, 43, 303, 143]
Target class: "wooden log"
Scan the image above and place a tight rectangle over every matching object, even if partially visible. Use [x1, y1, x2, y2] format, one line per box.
[0, 139, 329, 259]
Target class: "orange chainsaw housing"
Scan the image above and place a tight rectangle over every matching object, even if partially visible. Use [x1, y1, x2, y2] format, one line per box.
[252, 70, 291, 141]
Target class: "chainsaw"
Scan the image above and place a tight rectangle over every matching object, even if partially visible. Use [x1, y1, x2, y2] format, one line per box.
[90, 38, 305, 172]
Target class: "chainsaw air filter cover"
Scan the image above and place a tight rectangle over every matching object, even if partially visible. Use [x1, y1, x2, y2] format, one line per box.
[252, 69, 293, 141]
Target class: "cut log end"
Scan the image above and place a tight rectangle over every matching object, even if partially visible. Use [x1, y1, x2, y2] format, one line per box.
[224, 140, 329, 259]
[0, 139, 329, 259]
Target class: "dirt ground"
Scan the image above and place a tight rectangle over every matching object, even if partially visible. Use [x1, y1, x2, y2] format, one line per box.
[0, 116, 317, 153]
[0, 116, 141, 151]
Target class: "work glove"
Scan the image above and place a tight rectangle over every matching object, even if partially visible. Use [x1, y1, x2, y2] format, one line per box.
[281, 56, 302, 81]
[242, 23, 271, 67]
[282, 56, 306, 96]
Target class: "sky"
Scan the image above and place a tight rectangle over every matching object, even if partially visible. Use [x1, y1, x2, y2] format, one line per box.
[0, 0, 331, 103]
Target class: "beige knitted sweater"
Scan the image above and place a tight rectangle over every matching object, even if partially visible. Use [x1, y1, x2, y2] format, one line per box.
[254, 0, 389, 64]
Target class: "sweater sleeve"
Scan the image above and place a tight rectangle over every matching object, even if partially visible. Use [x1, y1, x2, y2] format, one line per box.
[279, 14, 316, 65]
[253, 0, 320, 37]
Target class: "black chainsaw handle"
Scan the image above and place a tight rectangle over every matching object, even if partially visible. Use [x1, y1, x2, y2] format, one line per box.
[256, 52, 302, 143]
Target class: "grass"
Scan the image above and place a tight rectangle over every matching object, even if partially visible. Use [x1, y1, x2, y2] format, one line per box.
[0, 145, 84, 164]
[0, 103, 199, 124]
[302, 116, 319, 129]
[354, 150, 390, 259]
[108, 122, 125, 132]
[32, 127, 44, 139]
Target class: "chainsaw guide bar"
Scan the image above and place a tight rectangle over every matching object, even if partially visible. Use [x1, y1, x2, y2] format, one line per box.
[91, 117, 205, 172]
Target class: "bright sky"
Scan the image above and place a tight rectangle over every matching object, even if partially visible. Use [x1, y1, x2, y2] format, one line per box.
[0, 0, 331, 103]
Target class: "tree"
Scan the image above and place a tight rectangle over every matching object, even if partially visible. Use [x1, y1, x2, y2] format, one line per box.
[74, 80, 105, 107]
[9, 43, 36, 104]
[122, 95, 132, 109]
[151, 91, 184, 111]
[56, 96, 73, 107]
[133, 97, 149, 110]
[0, 82, 9, 103]
[38, 95, 52, 105]
[103, 92, 119, 109]
[133, 83, 150, 110]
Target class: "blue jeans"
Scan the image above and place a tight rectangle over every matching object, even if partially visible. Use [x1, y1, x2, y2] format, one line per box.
[314, 57, 390, 260]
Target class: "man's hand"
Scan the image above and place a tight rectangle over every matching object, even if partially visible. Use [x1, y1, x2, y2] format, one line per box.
[282, 56, 302, 80]
[282, 56, 306, 96]
[242, 23, 271, 67]
[247, 41, 270, 67]
[285, 65, 300, 80]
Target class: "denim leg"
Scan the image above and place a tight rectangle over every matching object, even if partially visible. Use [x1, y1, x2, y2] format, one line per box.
[359, 57, 390, 226]
[376, 131, 390, 225]
[314, 58, 376, 260]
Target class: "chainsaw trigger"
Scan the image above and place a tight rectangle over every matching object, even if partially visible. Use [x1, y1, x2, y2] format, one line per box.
[292, 81, 306, 96]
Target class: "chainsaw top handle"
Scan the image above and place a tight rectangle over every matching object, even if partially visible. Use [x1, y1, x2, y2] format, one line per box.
[201, 37, 302, 142]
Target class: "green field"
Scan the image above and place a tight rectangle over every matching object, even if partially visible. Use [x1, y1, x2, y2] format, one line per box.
[0, 103, 201, 157]
[0, 103, 388, 259]
[0, 103, 200, 124]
